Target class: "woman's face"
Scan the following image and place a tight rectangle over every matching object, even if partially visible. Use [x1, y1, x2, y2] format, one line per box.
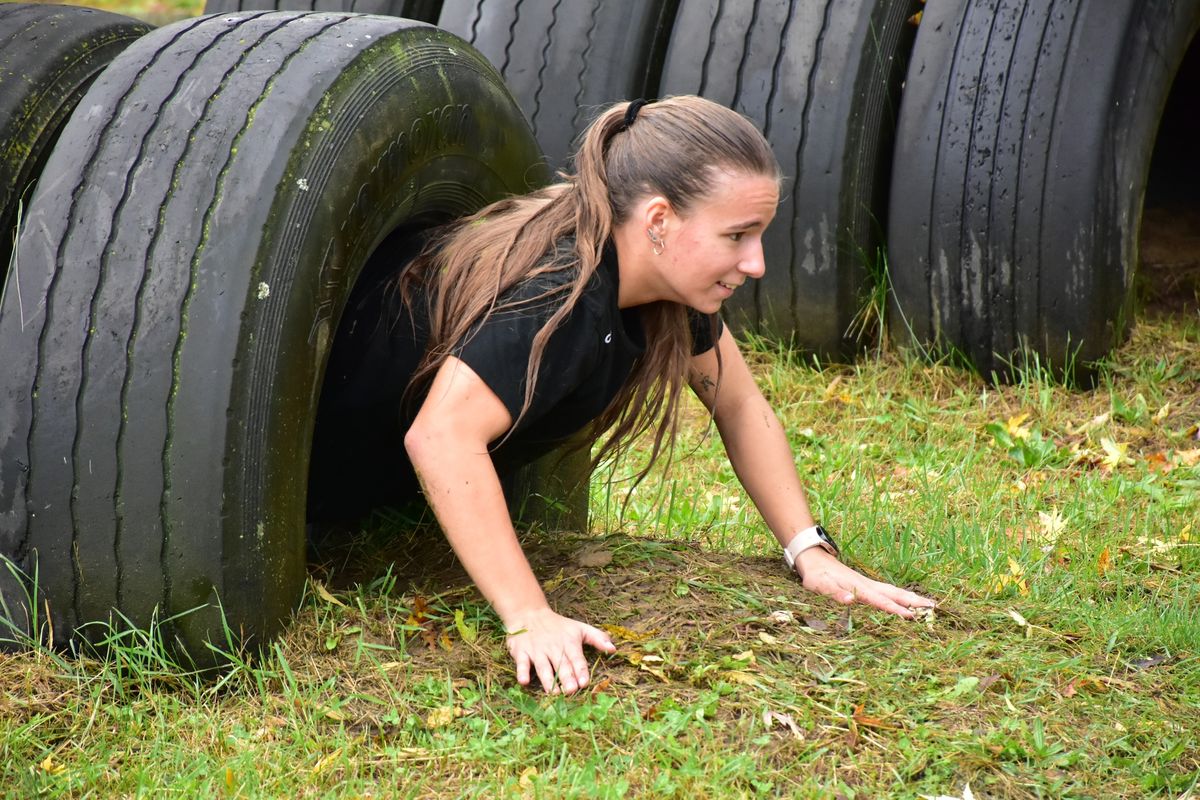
[655, 170, 780, 314]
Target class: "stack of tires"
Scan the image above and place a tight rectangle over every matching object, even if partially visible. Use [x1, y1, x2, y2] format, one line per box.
[0, 4, 547, 667]
[432, 0, 1198, 379]
[3, 0, 1196, 665]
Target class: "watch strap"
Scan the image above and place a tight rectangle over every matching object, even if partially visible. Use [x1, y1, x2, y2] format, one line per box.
[783, 524, 839, 570]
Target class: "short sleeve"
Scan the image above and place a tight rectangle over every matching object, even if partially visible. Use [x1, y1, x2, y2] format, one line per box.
[453, 277, 600, 432]
[689, 310, 724, 355]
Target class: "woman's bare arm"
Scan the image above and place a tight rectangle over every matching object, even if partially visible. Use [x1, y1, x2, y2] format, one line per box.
[689, 328, 934, 616]
[404, 356, 614, 693]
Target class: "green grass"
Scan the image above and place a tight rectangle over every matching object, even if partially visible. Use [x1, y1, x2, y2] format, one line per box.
[3, 308, 1199, 798]
[55, 0, 204, 25]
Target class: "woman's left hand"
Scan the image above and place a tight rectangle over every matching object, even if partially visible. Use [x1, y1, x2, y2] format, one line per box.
[793, 548, 935, 618]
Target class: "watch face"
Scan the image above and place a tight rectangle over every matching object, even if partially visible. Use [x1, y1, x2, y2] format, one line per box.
[815, 525, 839, 554]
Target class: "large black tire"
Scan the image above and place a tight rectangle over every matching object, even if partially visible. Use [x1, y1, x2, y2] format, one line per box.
[887, 0, 1200, 382]
[436, 0, 679, 172]
[657, 0, 919, 358]
[0, 11, 545, 664]
[0, 4, 151, 291]
[203, 0, 443, 21]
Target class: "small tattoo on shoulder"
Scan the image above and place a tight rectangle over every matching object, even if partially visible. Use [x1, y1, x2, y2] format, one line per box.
[698, 374, 716, 393]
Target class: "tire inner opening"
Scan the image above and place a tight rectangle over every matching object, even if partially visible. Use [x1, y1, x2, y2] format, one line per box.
[1140, 31, 1200, 316]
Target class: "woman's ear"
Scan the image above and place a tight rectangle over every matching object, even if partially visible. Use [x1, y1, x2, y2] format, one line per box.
[641, 194, 674, 239]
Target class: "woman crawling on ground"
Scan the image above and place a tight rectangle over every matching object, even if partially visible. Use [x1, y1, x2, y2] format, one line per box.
[313, 96, 935, 695]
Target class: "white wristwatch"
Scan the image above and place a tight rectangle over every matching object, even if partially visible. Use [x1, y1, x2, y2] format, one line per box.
[783, 524, 840, 572]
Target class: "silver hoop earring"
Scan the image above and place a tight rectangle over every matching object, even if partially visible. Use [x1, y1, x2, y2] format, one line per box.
[647, 228, 665, 256]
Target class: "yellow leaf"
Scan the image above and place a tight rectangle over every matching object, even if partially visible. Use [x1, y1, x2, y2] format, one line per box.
[1006, 412, 1032, 440]
[313, 580, 347, 608]
[720, 670, 759, 685]
[1153, 402, 1171, 423]
[758, 631, 781, 646]
[453, 610, 477, 644]
[541, 569, 567, 593]
[519, 767, 539, 788]
[1007, 608, 1028, 628]
[312, 748, 343, 775]
[1100, 437, 1130, 469]
[39, 754, 65, 775]
[225, 766, 235, 791]
[1097, 547, 1111, 575]
[600, 624, 656, 642]
[731, 649, 757, 665]
[424, 706, 463, 729]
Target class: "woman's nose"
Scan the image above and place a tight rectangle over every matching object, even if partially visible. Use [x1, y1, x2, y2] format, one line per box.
[740, 241, 767, 279]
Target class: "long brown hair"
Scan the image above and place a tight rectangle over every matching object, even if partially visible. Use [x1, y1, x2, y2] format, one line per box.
[399, 95, 779, 483]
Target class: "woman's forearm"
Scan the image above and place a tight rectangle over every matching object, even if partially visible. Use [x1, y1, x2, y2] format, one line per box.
[405, 426, 550, 627]
[714, 393, 817, 547]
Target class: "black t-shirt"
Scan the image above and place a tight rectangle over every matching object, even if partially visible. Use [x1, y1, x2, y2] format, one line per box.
[309, 239, 721, 516]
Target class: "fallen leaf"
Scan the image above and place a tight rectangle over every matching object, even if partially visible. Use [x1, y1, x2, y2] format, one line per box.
[589, 677, 612, 694]
[852, 704, 899, 730]
[1007, 608, 1028, 628]
[1145, 452, 1173, 473]
[424, 706, 465, 729]
[719, 670, 759, 685]
[991, 559, 1030, 596]
[769, 609, 795, 624]
[453, 610, 477, 644]
[519, 766, 538, 789]
[1097, 547, 1111, 576]
[977, 673, 1002, 694]
[731, 649, 757, 665]
[1068, 411, 1110, 435]
[313, 581, 347, 608]
[1006, 412, 1032, 440]
[38, 754, 65, 775]
[541, 569, 568, 593]
[803, 617, 829, 632]
[1153, 402, 1171, 423]
[1063, 676, 1108, 696]
[576, 547, 613, 568]
[1176, 448, 1200, 467]
[920, 783, 975, 800]
[1038, 509, 1067, 540]
[758, 631, 781, 646]
[1100, 437, 1130, 470]
[405, 596, 431, 630]
[913, 606, 936, 626]
[600, 624, 656, 642]
[1128, 654, 1171, 670]
[763, 710, 803, 739]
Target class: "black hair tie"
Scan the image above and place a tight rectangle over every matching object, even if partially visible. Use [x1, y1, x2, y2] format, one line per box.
[620, 99, 649, 131]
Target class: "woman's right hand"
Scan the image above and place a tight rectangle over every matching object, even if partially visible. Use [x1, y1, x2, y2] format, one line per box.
[503, 606, 616, 694]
